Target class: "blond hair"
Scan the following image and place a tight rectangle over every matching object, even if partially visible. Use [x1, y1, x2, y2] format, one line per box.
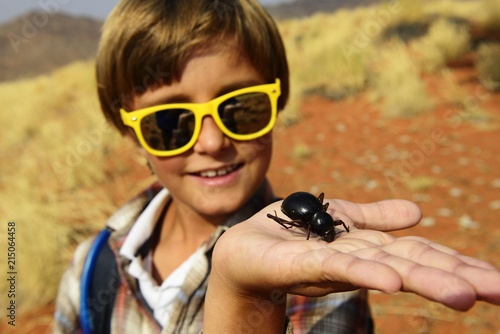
[96, 0, 289, 134]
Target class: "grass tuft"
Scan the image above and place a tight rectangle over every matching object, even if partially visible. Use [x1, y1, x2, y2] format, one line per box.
[290, 143, 312, 161]
[280, 10, 371, 101]
[476, 42, 500, 91]
[404, 176, 436, 192]
[412, 18, 471, 72]
[369, 40, 434, 118]
[481, 0, 500, 30]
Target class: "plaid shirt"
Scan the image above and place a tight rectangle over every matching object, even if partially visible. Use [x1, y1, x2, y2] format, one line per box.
[54, 181, 373, 333]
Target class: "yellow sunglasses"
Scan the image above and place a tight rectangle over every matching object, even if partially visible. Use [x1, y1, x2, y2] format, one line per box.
[120, 79, 281, 157]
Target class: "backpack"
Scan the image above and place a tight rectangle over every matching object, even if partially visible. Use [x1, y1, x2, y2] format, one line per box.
[79, 186, 160, 334]
[79, 227, 118, 334]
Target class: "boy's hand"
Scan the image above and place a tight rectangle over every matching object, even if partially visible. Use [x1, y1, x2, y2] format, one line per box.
[204, 198, 500, 333]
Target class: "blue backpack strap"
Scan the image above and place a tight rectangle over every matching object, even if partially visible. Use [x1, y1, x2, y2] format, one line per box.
[80, 227, 115, 334]
[79, 184, 162, 333]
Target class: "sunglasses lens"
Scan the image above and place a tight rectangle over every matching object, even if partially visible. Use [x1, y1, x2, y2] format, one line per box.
[218, 92, 272, 135]
[140, 109, 195, 151]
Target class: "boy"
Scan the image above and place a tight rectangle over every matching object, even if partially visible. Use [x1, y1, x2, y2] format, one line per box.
[54, 0, 500, 333]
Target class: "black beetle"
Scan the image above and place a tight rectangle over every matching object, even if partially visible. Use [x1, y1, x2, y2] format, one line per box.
[267, 192, 349, 242]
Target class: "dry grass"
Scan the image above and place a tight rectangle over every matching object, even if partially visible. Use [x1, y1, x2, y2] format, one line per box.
[387, 0, 427, 26]
[277, 0, 489, 120]
[369, 40, 434, 118]
[403, 176, 436, 192]
[277, 76, 303, 127]
[441, 70, 495, 128]
[280, 9, 372, 102]
[0, 62, 136, 312]
[481, 0, 500, 30]
[424, 0, 487, 21]
[290, 143, 312, 162]
[476, 42, 500, 91]
[412, 18, 471, 72]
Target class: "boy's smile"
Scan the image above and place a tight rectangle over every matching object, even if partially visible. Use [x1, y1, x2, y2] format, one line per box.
[131, 40, 273, 224]
[191, 163, 243, 178]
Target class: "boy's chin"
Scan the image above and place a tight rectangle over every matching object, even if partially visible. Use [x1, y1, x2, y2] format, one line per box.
[192, 193, 247, 219]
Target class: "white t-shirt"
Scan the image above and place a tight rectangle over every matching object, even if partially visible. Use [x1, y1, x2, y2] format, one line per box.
[119, 189, 203, 326]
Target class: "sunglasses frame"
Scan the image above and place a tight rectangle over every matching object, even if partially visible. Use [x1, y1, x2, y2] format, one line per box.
[120, 79, 281, 157]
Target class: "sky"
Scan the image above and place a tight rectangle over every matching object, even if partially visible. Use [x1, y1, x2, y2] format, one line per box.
[0, 0, 294, 24]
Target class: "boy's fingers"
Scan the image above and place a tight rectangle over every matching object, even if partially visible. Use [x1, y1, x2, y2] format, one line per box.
[380, 237, 500, 305]
[329, 199, 422, 232]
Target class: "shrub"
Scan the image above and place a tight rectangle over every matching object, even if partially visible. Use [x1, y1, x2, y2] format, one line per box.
[278, 77, 303, 127]
[290, 143, 312, 161]
[476, 42, 500, 91]
[281, 11, 371, 100]
[404, 176, 436, 192]
[370, 40, 434, 118]
[482, 0, 500, 30]
[413, 18, 471, 72]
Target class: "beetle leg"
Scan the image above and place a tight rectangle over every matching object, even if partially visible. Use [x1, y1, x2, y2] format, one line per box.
[318, 192, 325, 204]
[306, 225, 311, 240]
[267, 211, 300, 229]
[333, 219, 350, 233]
[318, 193, 330, 211]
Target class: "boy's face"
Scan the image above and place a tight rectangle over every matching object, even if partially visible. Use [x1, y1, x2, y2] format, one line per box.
[130, 41, 273, 223]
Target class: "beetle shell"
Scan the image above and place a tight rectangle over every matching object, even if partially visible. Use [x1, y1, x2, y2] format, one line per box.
[281, 191, 324, 222]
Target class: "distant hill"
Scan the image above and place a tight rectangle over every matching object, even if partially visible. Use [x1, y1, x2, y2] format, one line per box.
[0, 12, 102, 82]
[265, 0, 383, 20]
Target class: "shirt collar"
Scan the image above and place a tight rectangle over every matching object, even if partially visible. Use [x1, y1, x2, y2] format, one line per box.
[119, 188, 170, 260]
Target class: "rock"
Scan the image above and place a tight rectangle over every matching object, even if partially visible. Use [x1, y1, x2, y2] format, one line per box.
[437, 208, 453, 217]
[449, 187, 463, 197]
[458, 214, 480, 229]
[420, 217, 436, 227]
[490, 179, 500, 189]
[488, 200, 500, 210]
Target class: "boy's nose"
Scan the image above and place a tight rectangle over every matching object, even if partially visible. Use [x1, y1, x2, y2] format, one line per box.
[193, 116, 230, 155]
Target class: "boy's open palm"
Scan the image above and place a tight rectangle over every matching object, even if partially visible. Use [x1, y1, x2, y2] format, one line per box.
[209, 198, 500, 313]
